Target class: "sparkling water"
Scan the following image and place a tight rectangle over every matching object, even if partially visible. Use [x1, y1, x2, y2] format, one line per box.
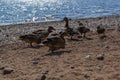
[0, 0, 120, 24]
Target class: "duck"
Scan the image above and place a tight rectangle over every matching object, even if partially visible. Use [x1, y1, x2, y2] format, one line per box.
[32, 26, 55, 41]
[77, 22, 90, 38]
[19, 34, 41, 47]
[19, 26, 55, 47]
[43, 32, 68, 53]
[63, 17, 79, 39]
[97, 25, 105, 35]
[97, 25, 106, 39]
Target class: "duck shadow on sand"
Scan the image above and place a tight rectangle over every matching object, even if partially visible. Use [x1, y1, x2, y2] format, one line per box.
[84, 37, 93, 40]
[21, 44, 44, 49]
[44, 50, 71, 56]
[67, 38, 82, 42]
[67, 37, 93, 42]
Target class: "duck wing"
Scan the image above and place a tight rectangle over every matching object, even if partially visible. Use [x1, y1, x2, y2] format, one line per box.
[32, 29, 45, 34]
[67, 28, 79, 35]
[47, 37, 60, 43]
[97, 28, 105, 34]
[43, 37, 60, 45]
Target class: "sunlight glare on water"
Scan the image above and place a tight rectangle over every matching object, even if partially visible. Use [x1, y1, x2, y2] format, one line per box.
[1, 0, 59, 4]
[0, 0, 120, 24]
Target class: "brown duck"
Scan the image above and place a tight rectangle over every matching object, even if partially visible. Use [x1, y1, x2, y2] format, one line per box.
[77, 22, 90, 38]
[97, 25, 105, 35]
[43, 32, 68, 53]
[19, 26, 55, 47]
[19, 34, 41, 47]
[63, 17, 79, 39]
[32, 26, 55, 41]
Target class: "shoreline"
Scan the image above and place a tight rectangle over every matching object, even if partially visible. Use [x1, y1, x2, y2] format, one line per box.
[0, 14, 120, 27]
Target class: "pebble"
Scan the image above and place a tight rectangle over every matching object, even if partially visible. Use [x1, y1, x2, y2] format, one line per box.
[105, 45, 109, 49]
[42, 70, 49, 74]
[71, 66, 75, 69]
[3, 67, 14, 75]
[0, 67, 5, 70]
[85, 55, 91, 59]
[32, 61, 39, 64]
[84, 74, 90, 79]
[97, 53, 104, 60]
[41, 74, 46, 80]
[6, 35, 9, 37]
[96, 66, 102, 71]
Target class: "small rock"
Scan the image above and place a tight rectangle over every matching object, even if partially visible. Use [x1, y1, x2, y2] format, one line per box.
[42, 70, 49, 74]
[85, 55, 91, 59]
[35, 58, 40, 60]
[71, 66, 75, 69]
[3, 68, 14, 75]
[96, 66, 102, 71]
[60, 75, 64, 78]
[100, 35, 107, 40]
[6, 35, 9, 37]
[95, 77, 104, 80]
[105, 45, 109, 49]
[97, 53, 104, 60]
[32, 61, 39, 64]
[0, 67, 5, 70]
[41, 74, 46, 80]
[84, 74, 90, 79]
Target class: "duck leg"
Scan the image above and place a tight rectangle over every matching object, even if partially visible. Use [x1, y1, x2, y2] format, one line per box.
[103, 32, 106, 36]
[48, 48, 55, 53]
[83, 33, 86, 38]
[80, 33, 83, 37]
[48, 48, 51, 52]
[51, 48, 55, 53]
[30, 42, 33, 47]
[70, 35, 73, 40]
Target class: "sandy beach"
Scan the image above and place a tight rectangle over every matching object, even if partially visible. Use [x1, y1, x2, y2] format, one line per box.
[0, 15, 120, 80]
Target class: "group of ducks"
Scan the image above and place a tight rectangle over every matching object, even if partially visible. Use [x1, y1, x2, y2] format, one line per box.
[19, 17, 106, 53]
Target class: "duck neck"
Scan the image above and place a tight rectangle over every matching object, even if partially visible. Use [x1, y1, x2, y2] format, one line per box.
[48, 30, 52, 33]
[60, 34, 65, 40]
[65, 20, 69, 28]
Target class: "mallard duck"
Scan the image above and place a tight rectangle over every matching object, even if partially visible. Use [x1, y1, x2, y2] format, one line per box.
[63, 17, 79, 39]
[43, 32, 67, 53]
[19, 34, 41, 47]
[77, 22, 90, 38]
[97, 26, 106, 39]
[32, 26, 55, 41]
[97, 26, 105, 35]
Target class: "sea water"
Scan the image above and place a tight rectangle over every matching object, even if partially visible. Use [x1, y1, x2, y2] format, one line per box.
[0, 0, 120, 24]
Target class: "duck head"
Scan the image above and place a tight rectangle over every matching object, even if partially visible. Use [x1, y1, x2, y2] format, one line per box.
[48, 26, 55, 33]
[63, 17, 69, 22]
[79, 23, 84, 26]
[86, 28, 90, 32]
[97, 26, 100, 29]
[19, 35, 27, 40]
[63, 17, 69, 28]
